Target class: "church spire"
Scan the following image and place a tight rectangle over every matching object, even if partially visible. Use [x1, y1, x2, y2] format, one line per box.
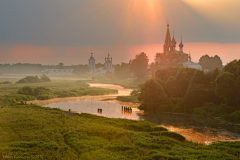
[172, 30, 176, 52]
[163, 23, 172, 53]
[179, 36, 184, 53]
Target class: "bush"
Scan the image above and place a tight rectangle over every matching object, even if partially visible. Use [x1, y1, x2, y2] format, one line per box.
[40, 74, 51, 82]
[226, 111, 240, 122]
[37, 94, 54, 100]
[18, 86, 34, 95]
[0, 81, 12, 84]
[16, 75, 51, 83]
[34, 87, 51, 96]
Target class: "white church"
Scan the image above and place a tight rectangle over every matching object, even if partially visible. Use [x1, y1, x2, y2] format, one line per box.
[88, 52, 114, 75]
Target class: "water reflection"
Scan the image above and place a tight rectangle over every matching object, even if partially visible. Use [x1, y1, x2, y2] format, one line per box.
[139, 113, 240, 144]
[28, 83, 240, 144]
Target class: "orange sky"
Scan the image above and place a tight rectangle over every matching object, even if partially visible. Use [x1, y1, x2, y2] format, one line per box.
[0, 42, 239, 65]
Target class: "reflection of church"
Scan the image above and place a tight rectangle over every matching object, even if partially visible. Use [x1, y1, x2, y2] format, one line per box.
[88, 52, 114, 75]
[156, 23, 202, 70]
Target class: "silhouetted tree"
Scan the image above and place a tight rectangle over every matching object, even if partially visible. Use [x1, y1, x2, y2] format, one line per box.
[130, 52, 149, 79]
[198, 55, 223, 71]
[57, 63, 64, 69]
[114, 63, 131, 79]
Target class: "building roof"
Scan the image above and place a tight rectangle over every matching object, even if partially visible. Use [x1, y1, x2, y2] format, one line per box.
[183, 61, 202, 70]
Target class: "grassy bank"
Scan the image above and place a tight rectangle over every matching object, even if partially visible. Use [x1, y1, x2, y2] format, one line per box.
[0, 80, 118, 103]
[0, 104, 240, 159]
[116, 96, 141, 103]
[84, 77, 149, 89]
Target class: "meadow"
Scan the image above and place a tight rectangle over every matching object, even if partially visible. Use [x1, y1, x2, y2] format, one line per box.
[0, 75, 118, 104]
[0, 75, 240, 159]
[0, 104, 240, 159]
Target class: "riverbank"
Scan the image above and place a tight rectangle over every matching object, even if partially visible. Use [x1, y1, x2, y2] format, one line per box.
[0, 80, 118, 104]
[116, 96, 141, 103]
[0, 103, 240, 159]
[83, 77, 149, 89]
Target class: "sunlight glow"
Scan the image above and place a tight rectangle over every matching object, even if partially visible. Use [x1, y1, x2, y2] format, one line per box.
[182, 0, 240, 25]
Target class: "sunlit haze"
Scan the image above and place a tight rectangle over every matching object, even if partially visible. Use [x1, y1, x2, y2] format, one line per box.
[0, 0, 239, 65]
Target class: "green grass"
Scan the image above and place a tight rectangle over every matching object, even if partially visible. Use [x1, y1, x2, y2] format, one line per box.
[0, 104, 239, 159]
[116, 96, 141, 103]
[0, 75, 240, 159]
[0, 79, 117, 102]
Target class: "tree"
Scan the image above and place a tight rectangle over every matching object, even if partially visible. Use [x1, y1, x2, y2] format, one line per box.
[95, 63, 105, 68]
[130, 52, 149, 79]
[57, 63, 64, 69]
[155, 66, 181, 81]
[138, 78, 166, 111]
[114, 63, 131, 79]
[165, 76, 178, 98]
[215, 72, 238, 106]
[223, 59, 240, 78]
[198, 55, 223, 71]
[73, 64, 89, 75]
[105, 71, 114, 79]
[149, 62, 156, 77]
[155, 52, 184, 68]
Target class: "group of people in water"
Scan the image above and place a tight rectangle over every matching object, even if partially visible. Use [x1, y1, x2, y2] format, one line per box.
[122, 106, 132, 115]
[97, 106, 133, 115]
[97, 108, 102, 114]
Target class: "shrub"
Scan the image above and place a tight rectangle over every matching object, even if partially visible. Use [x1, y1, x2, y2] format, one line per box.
[18, 86, 34, 95]
[40, 74, 51, 82]
[34, 87, 51, 96]
[16, 75, 51, 83]
[37, 94, 54, 100]
[0, 81, 12, 84]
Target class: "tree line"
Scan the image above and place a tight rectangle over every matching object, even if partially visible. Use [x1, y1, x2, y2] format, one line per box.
[137, 59, 240, 122]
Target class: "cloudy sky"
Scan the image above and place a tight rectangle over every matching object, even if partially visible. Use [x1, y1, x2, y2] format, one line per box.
[0, 0, 240, 65]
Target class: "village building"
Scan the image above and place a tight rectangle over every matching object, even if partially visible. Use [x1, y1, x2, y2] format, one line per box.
[156, 23, 202, 70]
[42, 69, 74, 75]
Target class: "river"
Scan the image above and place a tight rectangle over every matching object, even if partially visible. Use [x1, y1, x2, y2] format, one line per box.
[29, 83, 240, 145]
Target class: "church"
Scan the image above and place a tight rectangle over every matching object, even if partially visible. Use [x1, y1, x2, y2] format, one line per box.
[156, 23, 202, 70]
[88, 52, 114, 75]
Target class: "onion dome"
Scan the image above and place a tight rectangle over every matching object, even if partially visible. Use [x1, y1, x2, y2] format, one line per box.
[179, 36, 184, 48]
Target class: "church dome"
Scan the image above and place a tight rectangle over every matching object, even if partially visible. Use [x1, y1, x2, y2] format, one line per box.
[179, 42, 184, 48]
[179, 36, 184, 48]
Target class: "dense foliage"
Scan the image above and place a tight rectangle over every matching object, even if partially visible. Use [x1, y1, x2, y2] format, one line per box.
[17, 85, 118, 100]
[130, 52, 149, 79]
[139, 60, 240, 122]
[198, 54, 223, 71]
[0, 81, 11, 84]
[114, 63, 131, 79]
[16, 75, 51, 83]
[155, 52, 184, 68]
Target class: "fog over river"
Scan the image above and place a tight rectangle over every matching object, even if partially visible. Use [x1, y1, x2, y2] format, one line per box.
[29, 83, 240, 145]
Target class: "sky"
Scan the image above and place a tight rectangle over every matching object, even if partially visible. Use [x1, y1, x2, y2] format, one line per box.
[0, 0, 240, 65]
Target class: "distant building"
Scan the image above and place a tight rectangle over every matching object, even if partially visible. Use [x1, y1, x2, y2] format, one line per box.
[88, 52, 114, 75]
[89, 52, 95, 69]
[42, 69, 74, 75]
[183, 53, 202, 70]
[156, 23, 202, 70]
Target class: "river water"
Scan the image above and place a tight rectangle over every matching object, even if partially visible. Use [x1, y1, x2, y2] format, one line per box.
[29, 83, 240, 145]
